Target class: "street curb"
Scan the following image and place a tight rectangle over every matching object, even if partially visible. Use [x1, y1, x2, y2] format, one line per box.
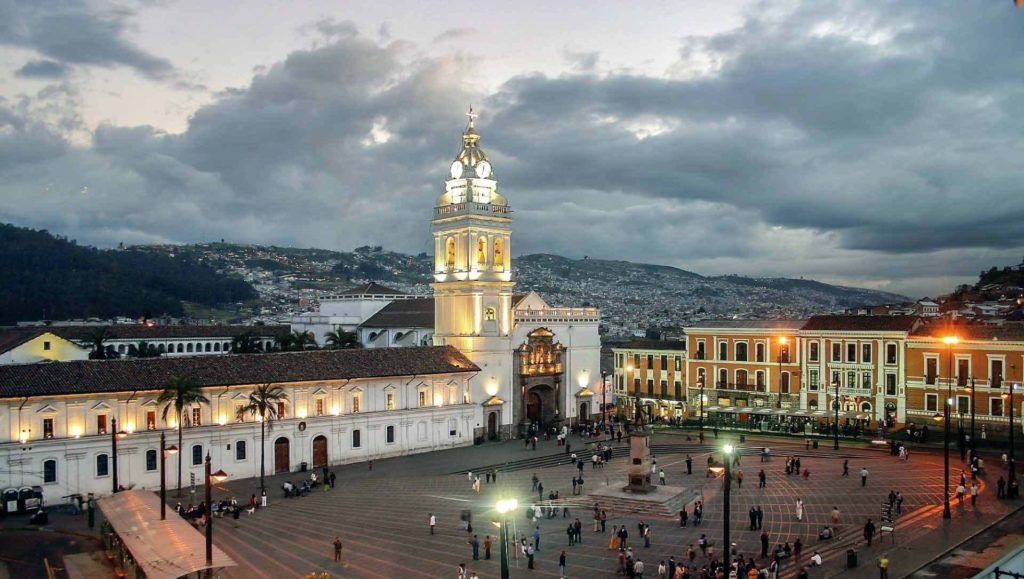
[900, 501, 1024, 578]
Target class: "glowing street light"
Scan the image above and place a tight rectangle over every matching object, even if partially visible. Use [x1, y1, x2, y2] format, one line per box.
[496, 499, 519, 579]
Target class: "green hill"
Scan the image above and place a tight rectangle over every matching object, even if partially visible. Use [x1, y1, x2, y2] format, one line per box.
[0, 224, 257, 324]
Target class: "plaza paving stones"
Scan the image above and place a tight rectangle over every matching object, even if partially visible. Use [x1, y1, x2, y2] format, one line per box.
[197, 432, 1018, 578]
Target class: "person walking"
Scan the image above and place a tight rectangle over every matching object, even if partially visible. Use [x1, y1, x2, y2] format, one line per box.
[635, 557, 645, 579]
[680, 508, 688, 527]
[538, 482, 544, 502]
[608, 526, 618, 550]
[527, 543, 535, 569]
[842, 459, 849, 477]
[574, 518, 582, 544]
[559, 550, 567, 578]
[794, 538, 803, 562]
[601, 510, 607, 532]
[760, 530, 770, 558]
[795, 498, 804, 521]
[643, 523, 651, 548]
[333, 536, 343, 562]
[998, 476, 1007, 499]
[736, 469, 744, 488]
[971, 482, 980, 507]
[484, 535, 492, 559]
[429, 513, 436, 535]
[686, 454, 693, 475]
[472, 535, 480, 560]
[756, 506, 764, 530]
[864, 518, 876, 546]
[749, 507, 757, 531]
[879, 554, 890, 579]
[861, 467, 869, 487]
[759, 469, 766, 488]
[567, 523, 576, 546]
[659, 469, 666, 485]
[831, 506, 840, 525]
[534, 526, 541, 551]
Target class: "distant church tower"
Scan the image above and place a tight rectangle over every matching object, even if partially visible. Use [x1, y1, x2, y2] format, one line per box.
[432, 108, 515, 431]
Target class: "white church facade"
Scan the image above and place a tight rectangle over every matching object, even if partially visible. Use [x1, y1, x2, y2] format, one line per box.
[295, 113, 603, 438]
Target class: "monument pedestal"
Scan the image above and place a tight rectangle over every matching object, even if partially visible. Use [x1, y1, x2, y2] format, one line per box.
[625, 429, 653, 493]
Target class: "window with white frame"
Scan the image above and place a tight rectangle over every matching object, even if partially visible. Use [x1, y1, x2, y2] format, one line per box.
[696, 341, 706, 360]
[862, 343, 872, 363]
[885, 374, 897, 396]
[990, 397, 1004, 417]
[386, 392, 396, 410]
[956, 395, 970, 415]
[925, 356, 938, 385]
[145, 449, 157, 471]
[351, 393, 362, 413]
[808, 369, 818, 391]
[847, 343, 857, 363]
[447, 386, 458, 405]
[735, 342, 748, 362]
[831, 342, 841, 362]
[718, 342, 728, 361]
[192, 444, 203, 466]
[236, 441, 247, 461]
[885, 343, 897, 365]
[925, 393, 938, 412]
[314, 398, 325, 417]
[862, 373, 872, 390]
[990, 359, 1004, 389]
[191, 407, 202, 426]
[43, 459, 57, 483]
[96, 454, 109, 477]
[448, 419, 457, 437]
[352, 429, 361, 448]
[808, 342, 818, 362]
[386, 425, 396, 444]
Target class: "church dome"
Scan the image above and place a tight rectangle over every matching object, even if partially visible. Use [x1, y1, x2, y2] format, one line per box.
[437, 107, 507, 207]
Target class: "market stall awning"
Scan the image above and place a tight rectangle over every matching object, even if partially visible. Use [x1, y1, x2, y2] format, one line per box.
[98, 490, 236, 579]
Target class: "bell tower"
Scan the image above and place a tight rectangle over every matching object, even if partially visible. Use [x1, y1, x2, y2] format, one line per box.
[433, 108, 515, 431]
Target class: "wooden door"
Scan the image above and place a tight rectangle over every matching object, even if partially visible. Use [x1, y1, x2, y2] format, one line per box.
[274, 438, 290, 474]
[312, 436, 328, 468]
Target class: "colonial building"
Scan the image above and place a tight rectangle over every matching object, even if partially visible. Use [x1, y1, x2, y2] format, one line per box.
[799, 315, 922, 425]
[612, 339, 687, 420]
[0, 347, 478, 500]
[685, 320, 804, 420]
[906, 324, 1024, 438]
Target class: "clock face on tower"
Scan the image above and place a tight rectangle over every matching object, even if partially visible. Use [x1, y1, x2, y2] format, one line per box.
[450, 161, 464, 179]
[475, 160, 491, 178]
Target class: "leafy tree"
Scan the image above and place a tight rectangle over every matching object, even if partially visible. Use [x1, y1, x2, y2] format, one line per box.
[157, 377, 209, 496]
[273, 331, 293, 352]
[87, 327, 112, 360]
[325, 330, 362, 349]
[235, 383, 288, 493]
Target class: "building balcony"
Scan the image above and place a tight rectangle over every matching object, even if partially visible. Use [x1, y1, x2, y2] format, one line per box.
[515, 308, 600, 324]
[434, 202, 511, 217]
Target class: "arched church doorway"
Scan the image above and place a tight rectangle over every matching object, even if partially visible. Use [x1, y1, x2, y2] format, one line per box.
[526, 384, 556, 428]
[312, 435, 328, 468]
[487, 412, 498, 440]
[579, 402, 590, 422]
[274, 437, 290, 474]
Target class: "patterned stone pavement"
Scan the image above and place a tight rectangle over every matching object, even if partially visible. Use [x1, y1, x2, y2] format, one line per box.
[196, 431, 1017, 578]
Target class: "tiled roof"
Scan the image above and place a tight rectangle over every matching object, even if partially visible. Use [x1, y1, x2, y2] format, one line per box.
[915, 323, 1024, 342]
[802, 315, 921, 333]
[688, 320, 807, 330]
[0, 328, 49, 353]
[0, 325, 289, 353]
[360, 299, 435, 329]
[339, 282, 403, 296]
[618, 339, 687, 352]
[0, 345, 478, 399]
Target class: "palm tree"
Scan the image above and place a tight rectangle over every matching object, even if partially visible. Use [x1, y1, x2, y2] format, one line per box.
[157, 376, 210, 496]
[88, 327, 113, 360]
[290, 330, 316, 350]
[325, 330, 362, 349]
[128, 341, 160, 358]
[236, 383, 288, 493]
[231, 331, 262, 354]
[273, 331, 294, 352]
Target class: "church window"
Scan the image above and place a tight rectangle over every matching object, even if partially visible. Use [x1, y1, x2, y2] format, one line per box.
[485, 307, 496, 321]
[477, 237, 487, 267]
[446, 237, 456, 269]
[494, 239, 504, 270]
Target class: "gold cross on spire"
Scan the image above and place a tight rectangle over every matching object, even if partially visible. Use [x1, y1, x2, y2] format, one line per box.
[466, 105, 478, 128]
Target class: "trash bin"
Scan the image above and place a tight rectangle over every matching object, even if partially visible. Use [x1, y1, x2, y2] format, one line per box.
[300, 461, 308, 472]
[813, 440, 819, 449]
[847, 549, 857, 568]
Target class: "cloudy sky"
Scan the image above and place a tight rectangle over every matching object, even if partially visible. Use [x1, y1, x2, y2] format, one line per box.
[1, 0, 1022, 297]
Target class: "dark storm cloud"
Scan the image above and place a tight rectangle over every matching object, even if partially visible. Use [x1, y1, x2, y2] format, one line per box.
[0, 0, 174, 79]
[1, 0, 1022, 296]
[15, 59, 68, 79]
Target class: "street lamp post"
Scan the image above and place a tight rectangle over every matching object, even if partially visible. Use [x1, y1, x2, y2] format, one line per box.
[205, 454, 228, 577]
[968, 378, 977, 460]
[626, 363, 635, 428]
[601, 369, 608, 433]
[111, 418, 128, 494]
[942, 335, 958, 519]
[776, 337, 788, 409]
[160, 432, 178, 520]
[1009, 382, 1017, 485]
[698, 374, 706, 444]
[496, 499, 518, 579]
[723, 444, 733, 561]
[833, 380, 840, 450]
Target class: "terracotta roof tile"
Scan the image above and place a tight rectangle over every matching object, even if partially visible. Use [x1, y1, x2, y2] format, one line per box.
[802, 315, 921, 333]
[360, 299, 435, 329]
[0, 345, 478, 399]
